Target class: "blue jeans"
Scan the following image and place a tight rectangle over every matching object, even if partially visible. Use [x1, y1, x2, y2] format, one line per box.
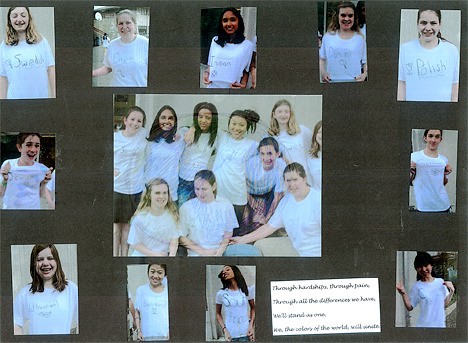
[223, 244, 262, 257]
[177, 177, 195, 207]
[231, 336, 249, 342]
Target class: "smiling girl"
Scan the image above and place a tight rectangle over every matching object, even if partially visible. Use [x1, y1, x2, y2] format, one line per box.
[127, 179, 180, 256]
[92, 9, 149, 87]
[319, 1, 367, 82]
[144, 106, 186, 202]
[0, 7, 55, 99]
[212, 109, 259, 226]
[13, 244, 78, 335]
[397, 9, 459, 102]
[114, 106, 148, 256]
[203, 7, 254, 88]
[134, 264, 169, 340]
[0, 132, 52, 210]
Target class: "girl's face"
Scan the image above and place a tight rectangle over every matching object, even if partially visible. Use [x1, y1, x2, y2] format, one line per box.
[416, 264, 433, 280]
[194, 178, 215, 203]
[221, 266, 235, 280]
[418, 11, 441, 43]
[316, 127, 322, 147]
[284, 170, 308, 196]
[148, 264, 165, 288]
[17, 135, 40, 165]
[338, 7, 354, 31]
[222, 11, 239, 36]
[260, 145, 279, 171]
[9, 7, 29, 34]
[117, 13, 136, 38]
[159, 109, 176, 132]
[197, 109, 212, 133]
[229, 115, 248, 140]
[424, 130, 442, 151]
[124, 110, 144, 135]
[273, 104, 291, 126]
[35, 248, 57, 282]
[150, 183, 169, 209]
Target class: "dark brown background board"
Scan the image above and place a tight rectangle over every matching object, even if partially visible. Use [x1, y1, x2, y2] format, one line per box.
[0, 0, 466, 342]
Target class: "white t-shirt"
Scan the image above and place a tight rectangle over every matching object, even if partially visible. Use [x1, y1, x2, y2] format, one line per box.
[144, 131, 186, 201]
[245, 155, 286, 195]
[409, 278, 449, 328]
[1, 158, 49, 210]
[307, 152, 322, 192]
[213, 132, 257, 205]
[179, 133, 217, 181]
[104, 35, 149, 87]
[0, 37, 54, 99]
[180, 197, 238, 256]
[14, 281, 78, 335]
[128, 211, 180, 256]
[135, 284, 169, 339]
[398, 39, 459, 102]
[273, 125, 312, 182]
[411, 150, 450, 212]
[207, 37, 254, 88]
[216, 288, 254, 338]
[319, 32, 367, 81]
[268, 188, 321, 257]
[114, 128, 147, 194]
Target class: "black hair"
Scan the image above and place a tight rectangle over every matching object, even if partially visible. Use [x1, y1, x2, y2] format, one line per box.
[218, 265, 249, 296]
[147, 263, 167, 276]
[423, 129, 443, 137]
[229, 109, 260, 134]
[17, 132, 41, 145]
[193, 102, 218, 147]
[147, 105, 178, 143]
[215, 7, 246, 47]
[258, 137, 280, 153]
[414, 252, 437, 281]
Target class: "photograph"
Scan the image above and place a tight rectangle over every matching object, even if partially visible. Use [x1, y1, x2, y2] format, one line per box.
[0, 132, 55, 210]
[317, 1, 367, 83]
[409, 129, 458, 213]
[397, 9, 461, 102]
[0, 7, 56, 99]
[113, 94, 322, 257]
[200, 7, 257, 89]
[127, 263, 169, 341]
[92, 6, 150, 87]
[11, 244, 78, 335]
[395, 251, 458, 328]
[206, 265, 256, 342]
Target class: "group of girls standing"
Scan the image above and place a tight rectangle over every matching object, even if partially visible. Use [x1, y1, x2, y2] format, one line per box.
[113, 99, 322, 257]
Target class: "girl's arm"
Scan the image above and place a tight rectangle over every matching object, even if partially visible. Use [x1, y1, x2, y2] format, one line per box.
[355, 63, 367, 82]
[451, 83, 459, 102]
[47, 66, 56, 97]
[215, 237, 230, 257]
[396, 280, 413, 311]
[92, 66, 112, 77]
[216, 304, 232, 341]
[0, 161, 10, 196]
[14, 324, 24, 335]
[247, 299, 255, 341]
[129, 298, 137, 329]
[319, 58, 330, 83]
[231, 223, 277, 245]
[230, 70, 249, 89]
[168, 238, 179, 257]
[0, 76, 8, 99]
[397, 81, 406, 101]
[203, 67, 212, 85]
[134, 309, 144, 341]
[131, 243, 167, 256]
[179, 236, 216, 256]
[39, 168, 53, 198]
[444, 281, 455, 307]
[409, 161, 416, 185]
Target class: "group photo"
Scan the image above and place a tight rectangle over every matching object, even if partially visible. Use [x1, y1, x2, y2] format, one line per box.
[113, 94, 322, 257]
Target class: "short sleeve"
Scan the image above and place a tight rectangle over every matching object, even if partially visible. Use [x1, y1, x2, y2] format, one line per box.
[215, 290, 223, 305]
[452, 45, 460, 83]
[408, 283, 419, 309]
[224, 202, 238, 234]
[319, 35, 327, 59]
[127, 215, 144, 245]
[0, 42, 6, 77]
[268, 196, 286, 229]
[42, 37, 55, 67]
[398, 44, 406, 82]
[179, 203, 190, 237]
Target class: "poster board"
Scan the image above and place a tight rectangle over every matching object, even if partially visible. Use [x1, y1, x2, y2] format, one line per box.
[0, 0, 466, 342]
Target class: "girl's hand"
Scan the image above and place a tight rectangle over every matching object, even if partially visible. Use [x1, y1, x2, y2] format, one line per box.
[354, 72, 367, 82]
[173, 133, 181, 141]
[230, 81, 246, 89]
[224, 328, 232, 341]
[43, 167, 53, 183]
[444, 164, 453, 175]
[396, 280, 406, 295]
[203, 70, 212, 85]
[1, 162, 11, 181]
[114, 168, 120, 177]
[247, 327, 255, 341]
[321, 72, 331, 83]
[184, 127, 196, 145]
[137, 331, 144, 341]
[410, 161, 416, 169]
[444, 281, 455, 293]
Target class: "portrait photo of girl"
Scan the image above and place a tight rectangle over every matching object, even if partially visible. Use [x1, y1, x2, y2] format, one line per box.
[0, 7, 55, 99]
[11, 244, 78, 335]
[0, 132, 55, 210]
[397, 9, 460, 102]
[396, 251, 457, 328]
[127, 263, 170, 341]
[206, 265, 255, 342]
[201, 7, 256, 89]
[92, 7, 150, 87]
